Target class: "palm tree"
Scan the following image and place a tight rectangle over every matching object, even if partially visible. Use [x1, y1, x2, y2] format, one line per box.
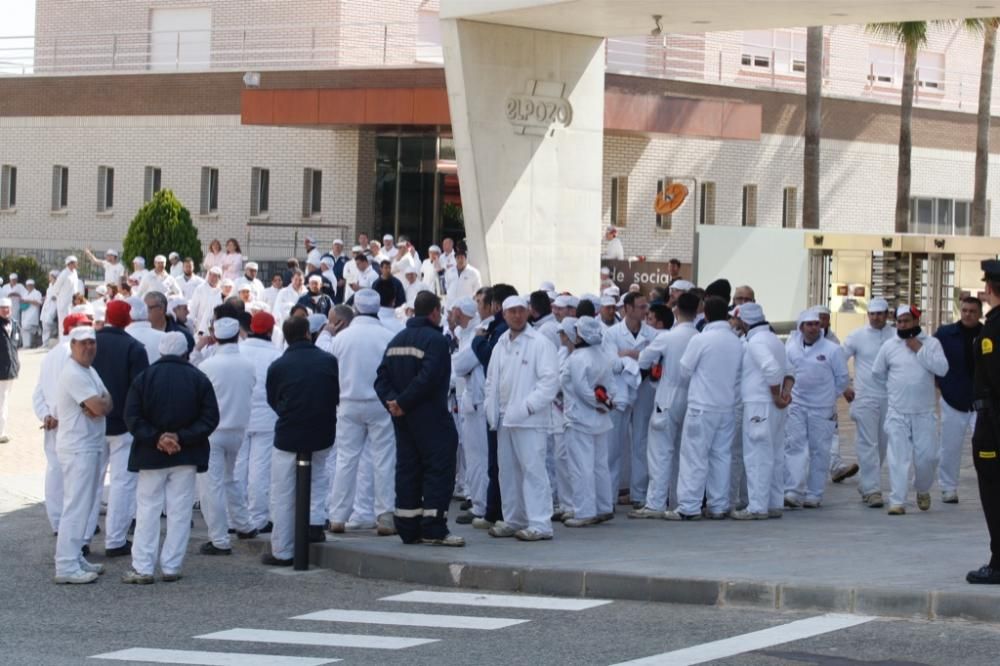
[967, 18, 998, 237]
[803, 26, 823, 230]
[866, 22, 930, 233]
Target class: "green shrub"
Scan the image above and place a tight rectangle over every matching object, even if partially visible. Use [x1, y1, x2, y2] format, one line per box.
[0, 255, 49, 296]
[122, 189, 203, 269]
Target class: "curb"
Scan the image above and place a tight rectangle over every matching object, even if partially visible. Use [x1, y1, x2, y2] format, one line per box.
[310, 542, 1000, 623]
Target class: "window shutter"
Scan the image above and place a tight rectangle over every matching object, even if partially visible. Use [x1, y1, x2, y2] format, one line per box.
[742, 184, 757, 227]
[302, 168, 314, 218]
[783, 186, 797, 228]
[97, 166, 107, 211]
[311, 170, 322, 214]
[144, 167, 153, 203]
[1, 166, 9, 210]
[701, 182, 716, 225]
[52, 166, 61, 210]
[200, 167, 211, 214]
[250, 167, 261, 216]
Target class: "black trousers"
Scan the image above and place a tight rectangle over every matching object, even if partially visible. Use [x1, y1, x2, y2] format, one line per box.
[485, 428, 503, 523]
[973, 414, 1000, 568]
[392, 412, 458, 543]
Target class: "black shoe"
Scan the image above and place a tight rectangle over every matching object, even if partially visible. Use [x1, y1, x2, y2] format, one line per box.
[258, 521, 273, 534]
[105, 541, 132, 557]
[236, 529, 259, 540]
[93, 524, 101, 536]
[81, 545, 90, 557]
[199, 542, 232, 556]
[967, 565, 1000, 584]
[261, 553, 293, 567]
[455, 511, 478, 525]
[308, 525, 326, 543]
[460, 499, 472, 511]
[127, 519, 136, 536]
[227, 528, 236, 535]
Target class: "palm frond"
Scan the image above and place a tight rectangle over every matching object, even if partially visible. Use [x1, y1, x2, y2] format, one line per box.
[864, 21, 933, 48]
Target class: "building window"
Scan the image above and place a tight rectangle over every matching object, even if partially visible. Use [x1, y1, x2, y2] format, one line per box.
[741, 29, 806, 74]
[742, 184, 758, 227]
[303, 168, 322, 217]
[52, 165, 69, 211]
[909, 197, 981, 236]
[656, 178, 672, 230]
[610, 176, 628, 227]
[251, 167, 270, 216]
[97, 166, 115, 212]
[700, 182, 716, 225]
[200, 167, 219, 214]
[869, 46, 943, 89]
[917, 52, 945, 89]
[782, 186, 798, 228]
[0, 165, 16, 210]
[416, 10, 443, 64]
[144, 166, 162, 203]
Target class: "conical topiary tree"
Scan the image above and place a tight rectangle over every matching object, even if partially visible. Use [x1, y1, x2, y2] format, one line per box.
[122, 189, 204, 269]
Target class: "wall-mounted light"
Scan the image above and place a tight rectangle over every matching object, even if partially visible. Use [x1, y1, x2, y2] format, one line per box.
[813, 234, 824, 246]
[934, 238, 946, 249]
[242, 72, 261, 88]
[881, 237, 893, 248]
[650, 15, 663, 37]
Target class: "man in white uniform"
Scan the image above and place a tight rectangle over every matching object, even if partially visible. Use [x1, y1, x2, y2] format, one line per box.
[197, 317, 258, 553]
[603, 226, 625, 261]
[84, 248, 126, 287]
[53, 326, 112, 584]
[326, 289, 397, 535]
[341, 246, 363, 304]
[189, 267, 223, 335]
[304, 236, 323, 271]
[273, 269, 306, 323]
[0, 273, 27, 326]
[235, 262, 266, 303]
[176, 258, 205, 300]
[51, 255, 82, 337]
[842, 297, 894, 507]
[451, 297, 487, 523]
[445, 249, 482, 308]
[137, 255, 180, 298]
[391, 237, 420, 278]
[168, 252, 184, 278]
[421, 245, 446, 296]
[484, 296, 560, 541]
[872, 305, 950, 514]
[401, 265, 432, 314]
[382, 234, 399, 260]
[124, 298, 165, 365]
[21, 279, 43, 348]
[440, 238, 457, 274]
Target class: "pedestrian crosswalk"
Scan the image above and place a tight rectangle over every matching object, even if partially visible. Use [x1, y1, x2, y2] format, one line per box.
[89, 589, 613, 665]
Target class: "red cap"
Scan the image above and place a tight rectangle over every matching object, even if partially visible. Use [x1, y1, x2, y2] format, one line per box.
[62, 313, 94, 336]
[105, 300, 132, 328]
[250, 311, 276, 335]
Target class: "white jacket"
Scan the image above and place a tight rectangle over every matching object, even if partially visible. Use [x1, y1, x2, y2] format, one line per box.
[177, 273, 205, 300]
[560, 343, 614, 435]
[679, 320, 742, 412]
[238, 337, 280, 433]
[786, 334, 849, 412]
[328, 315, 395, 401]
[452, 320, 485, 413]
[124, 321, 165, 365]
[484, 326, 559, 430]
[740, 325, 787, 404]
[189, 282, 222, 334]
[198, 344, 256, 431]
[842, 323, 894, 401]
[272, 285, 305, 322]
[33, 341, 71, 420]
[137, 270, 180, 298]
[51, 267, 80, 314]
[445, 265, 482, 307]
[638, 321, 698, 422]
[871, 331, 949, 414]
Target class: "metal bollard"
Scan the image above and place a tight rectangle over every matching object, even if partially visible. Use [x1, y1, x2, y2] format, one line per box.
[294, 451, 312, 571]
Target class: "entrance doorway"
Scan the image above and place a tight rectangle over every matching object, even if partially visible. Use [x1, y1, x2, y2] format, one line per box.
[374, 134, 464, 255]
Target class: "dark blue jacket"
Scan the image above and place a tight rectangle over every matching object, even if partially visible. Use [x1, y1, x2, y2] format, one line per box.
[0, 317, 20, 380]
[124, 355, 219, 472]
[94, 326, 149, 436]
[266, 341, 339, 453]
[935, 321, 982, 412]
[375, 316, 452, 416]
[332, 255, 348, 304]
[297, 291, 334, 317]
[471, 312, 508, 370]
[166, 317, 195, 353]
[373, 276, 407, 309]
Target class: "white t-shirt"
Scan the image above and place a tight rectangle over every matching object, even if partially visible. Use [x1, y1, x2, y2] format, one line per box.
[56, 359, 108, 453]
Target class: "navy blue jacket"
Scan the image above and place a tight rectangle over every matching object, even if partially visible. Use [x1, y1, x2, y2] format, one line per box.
[124, 355, 219, 472]
[375, 316, 452, 416]
[471, 312, 508, 371]
[935, 321, 982, 412]
[94, 326, 149, 436]
[373, 276, 407, 309]
[0, 318, 20, 380]
[297, 291, 334, 317]
[266, 341, 339, 453]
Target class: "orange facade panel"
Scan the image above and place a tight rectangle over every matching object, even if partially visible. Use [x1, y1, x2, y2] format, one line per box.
[604, 91, 761, 141]
[318, 89, 368, 124]
[365, 88, 415, 124]
[412, 88, 451, 125]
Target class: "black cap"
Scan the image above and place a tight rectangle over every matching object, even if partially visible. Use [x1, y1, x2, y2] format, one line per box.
[982, 259, 1000, 281]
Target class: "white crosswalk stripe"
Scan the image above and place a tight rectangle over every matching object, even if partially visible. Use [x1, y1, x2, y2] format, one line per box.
[292, 608, 530, 630]
[88, 647, 339, 666]
[195, 628, 439, 650]
[380, 590, 613, 611]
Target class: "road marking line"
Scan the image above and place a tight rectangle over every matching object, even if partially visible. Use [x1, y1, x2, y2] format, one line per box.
[195, 628, 438, 650]
[89, 647, 339, 665]
[292, 609, 530, 630]
[380, 590, 612, 611]
[609, 613, 876, 665]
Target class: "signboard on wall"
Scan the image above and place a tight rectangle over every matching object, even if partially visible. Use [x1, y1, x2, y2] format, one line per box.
[601, 259, 688, 297]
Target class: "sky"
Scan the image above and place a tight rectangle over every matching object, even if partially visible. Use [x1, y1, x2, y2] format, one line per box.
[1, 0, 36, 37]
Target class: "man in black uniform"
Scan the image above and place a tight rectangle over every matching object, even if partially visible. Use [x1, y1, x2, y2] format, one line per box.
[969, 259, 1000, 584]
[375, 291, 463, 547]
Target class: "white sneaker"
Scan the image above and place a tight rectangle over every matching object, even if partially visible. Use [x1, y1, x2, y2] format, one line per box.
[942, 491, 959, 504]
[346, 520, 376, 531]
[563, 517, 598, 527]
[514, 528, 553, 541]
[488, 522, 518, 538]
[471, 517, 494, 530]
[79, 559, 105, 575]
[54, 570, 98, 585]
[422, 534, 466, 547]
[730, 509, 768, 521]
[628, 508, 666, 519]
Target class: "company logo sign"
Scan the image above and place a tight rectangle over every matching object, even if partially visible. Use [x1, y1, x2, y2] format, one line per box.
[506, 80, 573, 136]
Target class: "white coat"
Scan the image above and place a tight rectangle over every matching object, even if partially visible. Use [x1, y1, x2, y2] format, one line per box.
[638, 321, 698, 423]
[452, 320, 485, 412]
[238, 337, 280, 433]
[420, 258, 444, 296]
[124, 322, 165, 364]
[234, 276, 265, 303]
[391, 251, 420, 278]
[843, 323, 895, 400]
[198, 344, 256, 430]
[272, 285, 305, 322]
[177, 273, 205, 300]
[33, 341, 72, 420]
[785, 334, 849, 412]
[871, 331, 949, 414]
[445, 265, 482, 307]
[98, 260, 125, 286]
[328, 316, 395, 401]
[740, 325, 788, 403]
[189, 281, 222, 334]
[560, 344, 614, 435]
[20, 287, 43, 330]
[484, 326, 559, 431]
[51, 267, 80, 317]
[137, 270, 180, 298]
[679, 320, 743, 412]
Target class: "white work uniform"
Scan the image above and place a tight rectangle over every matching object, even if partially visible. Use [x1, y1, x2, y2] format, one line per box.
[21, 287, 43, 347]
[32, 341, 71, 532]
[784, 334, 849, 504]
[53, 358, 107, 577]
[604, 319, 658, 505]
[189, 282, 222, 334]
[198, 344, 256, 548]
[842, 322, 894, 496]
[403, 279, 433, 310]
[638, 321, 697, 511]
[177, 273, 205, 300]
[561, 343, 615, 521]
[391, 251, 420, 278]
[125, 321, 164, 365]
[0, 283, 26, 326]
[131, 465, 197, 577]
[740, 324, 789, 515]
[676, 321, 742, 516]
[485, 326, 560, 536]
[235, 275, 265, 303]
[97, 259, 125, 287]
[453, 320, 488, 517]
[51, 266, 81, 336]
[326, 316, 396, 525]
[136, 270, 180, 298]
[420, 258, 445, 296]
[272, 285, 305, 323]
[445, 265, 482, 308]
[235, 337, 281, 530]
[872, 331, 949, 508]
[306, 247, 323, 270]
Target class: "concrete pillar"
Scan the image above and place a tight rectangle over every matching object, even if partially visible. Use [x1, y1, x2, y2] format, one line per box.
[441, 18, 605, 294]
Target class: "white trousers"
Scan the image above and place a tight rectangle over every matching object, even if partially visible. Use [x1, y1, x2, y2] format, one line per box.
[783, 404, 837, 503]
[235, 430, 274, 530]
[104, 433, 136, 549]
[630, 383, 656, 503]
[454, 411, 465, 495]
[938, 399, 975, 494]
[198, 428, 252, 548]
[328, 400, 396, 523]
[54, 449, 103, 576]
[460, 409, 489, 516]
[564, 426, 613, 521]
[885, 409, 939, 507]
[850, 397, 889, 495]
[608, 408, 630, 498]
[498, 426, 553, 535]
[677, 408, 735, 516]
[828, 419, 845, 474]
[0, 379, 12, 437]
[86, 443, 109, 544]
[271, 447, 331, 559]
[742, 401, 787, 515]
[549, 432, 574, 514]
[644, 409, 683, 511]
[131, 466, 197, 576]
[43, 429, 63, 532]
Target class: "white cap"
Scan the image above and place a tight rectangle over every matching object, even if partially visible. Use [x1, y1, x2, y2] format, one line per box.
[354, 288, 380, 314]
[738, 302, 765, 325]
[167, 297, 188, 316]
[69, 326, 96, 342]
[106, 248, 119, 257]
[126, 297, 148, 321]
[565, 296, 580, 309]
[246, 261, 259, 270]
[869, 298, 889, 314]
[351, 245, 363, 253]
[428, 245, 441, 254]
[333, 239, 344, 247]
[25, 279, 34, 286]
[307, 275, 322, 284]
[0, 298, 10, 308]
[8, 273, 16, 280]
[629, 284, 641, 293]
[96, 284, 108, 296]
[383, 233, 394, 241]
[452, 296, 477, 318]
[320, 257, 334, 268]
[404, 265, 419, 275]
[221, 278, 235, 289]
[159, 331, 188, 357]
[72, 303, 95, 316]
[237, 283, 251, 292]
[553, 295, 571, 308]
[154, 255, 167, 264]
[65, 255, 78, 265]
[798, 308, 821, 325]
[209, 266, 223, 277]
[602, 286, 620, 297]
[502, 295, 528, 311]
[308, 313, 327, 334]
[213, 317, 240, 339]
[600, 296, 616, 307]
[539, 280, 556, 293]
[305, 235, 316, 244]
[133, 256, 145, 266]
[601, 267, 611, 275]
[671, 279, 695, 292]
[896, 304, 919, 319]
[168, 251, 179, 260]
[560, 316, 578, 340]
[577, 316, 604, 346]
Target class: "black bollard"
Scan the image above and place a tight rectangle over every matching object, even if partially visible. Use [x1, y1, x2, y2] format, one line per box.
[294, 450, 312, 571]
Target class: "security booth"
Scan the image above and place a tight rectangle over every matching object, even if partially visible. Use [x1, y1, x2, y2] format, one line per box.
[805, 233, 1000, 340]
